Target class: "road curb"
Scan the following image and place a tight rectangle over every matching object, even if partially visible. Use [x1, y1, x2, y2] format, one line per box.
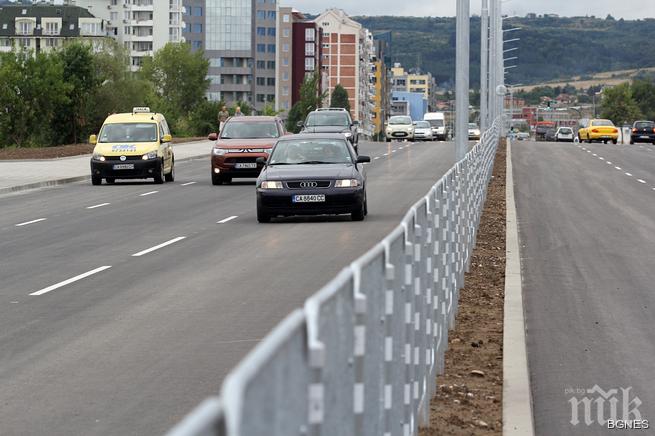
[502, 139, 535, 435]
[0, 153, 208, 196]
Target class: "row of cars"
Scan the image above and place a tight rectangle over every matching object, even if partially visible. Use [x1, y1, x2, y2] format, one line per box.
[384, 112, 480, 142]
[532, 119, 655, 144]
[89, 108, 369, 222]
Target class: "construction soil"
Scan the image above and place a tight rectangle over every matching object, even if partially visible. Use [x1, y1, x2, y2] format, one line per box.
[420, 140, 507, 435]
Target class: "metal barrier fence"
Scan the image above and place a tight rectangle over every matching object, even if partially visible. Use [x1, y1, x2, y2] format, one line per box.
[167, 119, 501, 436]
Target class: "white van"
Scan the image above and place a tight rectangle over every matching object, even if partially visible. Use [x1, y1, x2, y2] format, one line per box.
[424, 112, 447, 141]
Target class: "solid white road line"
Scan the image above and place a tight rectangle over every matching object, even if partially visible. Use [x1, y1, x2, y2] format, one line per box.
[132, 236, 186, 257]
[15, 218, 46, 227]
[86, 203, 110, 209]
[30, 266, 112, 296]
[217, 215, 238, 224]
[637, 179, 646, 184]
[625, 172, 633, 177]
[139, 191, 159, 197]
[181, 182, 197, 186]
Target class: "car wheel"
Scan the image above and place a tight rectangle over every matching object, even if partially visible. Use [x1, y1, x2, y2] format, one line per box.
[612, 139, 617, 144]
[165, 160, 175, 182]
[153, 160, 164, 184]
[211, 172, 222, 185]
[351, 202, 365, 221]
[257, 208, 271, 223]
[587, 137, 592, 144]
[105, 177, 115, 184]
[91, 175, 102, 185]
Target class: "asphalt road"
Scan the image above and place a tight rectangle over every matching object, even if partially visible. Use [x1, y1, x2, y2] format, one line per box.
[513, 140, 655, 435]
[0, 140, 455, 436]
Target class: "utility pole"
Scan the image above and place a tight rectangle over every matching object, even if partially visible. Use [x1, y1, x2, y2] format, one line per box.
[455, 0, 470, 161]
[488, 0, 498, 122]
[480, 0, 489, 132]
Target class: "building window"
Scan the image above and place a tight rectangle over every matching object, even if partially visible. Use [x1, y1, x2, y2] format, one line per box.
[44, 22, 59, 35]
[257, 94, 265, 102]
[267, 27, 275, 36]
[256, 60, 266, 69]
[305, 57, 315, 71]
[305, 28, 315, 41]
[282, 57, 289, 66]
[257, 44, 265, 52]
[257, 26, 266, 36]
[267, 77, 275, 86]
[267, 11, 276, 20]
[193, 7, 203, 17]
[267, 44, 275, 53]
[192, 40, 202, 49]
[282, 86, 289, 96]
[282, 71, 289, 81]
[282, 43, 289, 52]
[192, 23, 202, 33]
[282, 28, 289, 38]
[266, 60, 275, 69]
[305, 42, 314, 56]
[256, 10, 266, 20]
[283, 14, 290, 23]
[267, 94, 275, 102]
[17, 21, 33, 35]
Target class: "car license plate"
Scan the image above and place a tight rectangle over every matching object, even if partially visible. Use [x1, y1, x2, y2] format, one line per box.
[292, 194, 325, 203]
[113, 164, 134, 170]
[641, 135, 650, 139]
[235, 163, 257, 169]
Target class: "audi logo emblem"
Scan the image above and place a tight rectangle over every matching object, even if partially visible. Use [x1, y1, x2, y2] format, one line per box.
[300, 181, 318, 188]
[120, 155, 127, 161]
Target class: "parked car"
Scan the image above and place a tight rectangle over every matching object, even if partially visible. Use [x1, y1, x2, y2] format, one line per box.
[555, 127, 574, 142]
[385, 116, 414, 141]
[299, 108, 359, 152]
[208, 116, 285, 185]
[413, 121, 434, 141]
[256, 134, 370, 222]
[89, 107, 174, 185]
[544, 128, 558, 142]
[468, 123, 481, 140]
[629, 120, 655, 144]
[577, 119, 619, 144]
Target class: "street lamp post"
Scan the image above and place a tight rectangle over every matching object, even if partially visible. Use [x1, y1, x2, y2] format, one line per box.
[480, 0, 489, 132]
[455, 0, 470, 161]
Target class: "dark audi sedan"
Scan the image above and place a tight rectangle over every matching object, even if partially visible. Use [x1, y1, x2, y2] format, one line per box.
[256, 134, 370, 222]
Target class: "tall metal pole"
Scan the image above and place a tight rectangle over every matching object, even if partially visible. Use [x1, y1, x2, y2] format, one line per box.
[488, 0, 498, 123]
[455, 0, 470, 160]
[496, 1, 504, 127]
[480, 0, 489, 132]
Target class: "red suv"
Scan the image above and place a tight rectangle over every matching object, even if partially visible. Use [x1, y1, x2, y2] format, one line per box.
[209, 116, 286, 185]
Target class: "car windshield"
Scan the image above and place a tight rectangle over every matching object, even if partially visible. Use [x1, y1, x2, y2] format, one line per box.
[591, 120, 614, 127]
[426, 119, 444, 127]
[305, 113, 350, 127]
[221, 121, 279, 139]
[559, 128, 572, 133]
[99, 123, 158, 143]
[268, 139, 352, 165]
[389, 116, 412, 125]
[635, 122, 654, 128]
[415, 121, 431, 128]
[469, 123, 478, 129]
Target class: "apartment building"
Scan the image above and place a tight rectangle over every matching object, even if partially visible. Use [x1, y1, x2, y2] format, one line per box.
[371, 35, 391, 137]
[69, 0, 184, 71]
[0, 4, 106, 54]
[391, 62, 438, 110]
[314, 8, 373, 133]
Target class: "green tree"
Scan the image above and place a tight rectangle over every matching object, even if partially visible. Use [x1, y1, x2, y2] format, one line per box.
[0, 51, 70, 147]
[53, 43, 99, 144]
[228, 100, 252, 116]
[631, 80, 655, 121]
[140, 43, 209, 122]
[261, 101, 281, 116]
[286, 73, 325, 132]
[600, 83, 642, 125]
[331, 84, 350, 112]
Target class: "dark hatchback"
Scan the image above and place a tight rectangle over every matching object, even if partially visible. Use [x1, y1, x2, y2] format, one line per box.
[630, 120, 655, 144]
[299, 109, 359, 153]
[256, 134, 370, 222]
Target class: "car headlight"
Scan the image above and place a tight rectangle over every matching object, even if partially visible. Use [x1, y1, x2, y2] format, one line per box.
[335, 179, 360, 188]
[142, 151, 158, 160]
[92, 153, 105, 162]
[212, 148, 228, 156]
[260, 181, 283, 189]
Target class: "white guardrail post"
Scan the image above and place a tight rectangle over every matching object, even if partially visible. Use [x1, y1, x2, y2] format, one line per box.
[166, 119, 502, 436]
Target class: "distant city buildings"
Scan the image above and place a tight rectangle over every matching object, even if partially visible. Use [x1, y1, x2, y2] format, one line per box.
[0, 4, 106, 54]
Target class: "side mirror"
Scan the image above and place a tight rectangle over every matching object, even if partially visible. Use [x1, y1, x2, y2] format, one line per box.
[256, 156, 267, 165]
[296, 121, 304, 128]
[208, 132, 218, 141]
[356, 155, 371, 163]
[352, 120, 360, 126]
[89, 134, 97, 145]
[162, 134, 172, 143]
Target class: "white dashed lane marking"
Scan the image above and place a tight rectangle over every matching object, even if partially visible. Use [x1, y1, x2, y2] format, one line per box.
[625, 173, 633, 177]
[139, 191, 159, 197]
[615, 167, 622, 170]
[30, 266, 112, 296]
[132, 236, 186, 257]
[217, 216, 238, 224]
[181, 182, 197, 186]
[15, 218, 47, 227]
[86, 203, 110, 209]
[637, 179, 646, 184]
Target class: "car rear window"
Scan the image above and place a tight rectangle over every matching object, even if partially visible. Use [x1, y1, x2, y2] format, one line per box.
[99, 123, 158, 143]
[559, 128, 572, 133]
[591, 120, 614, 127]
[269, 139, 352, 165]
[221, 121, 279, 139]
[635, 122, 654, 129]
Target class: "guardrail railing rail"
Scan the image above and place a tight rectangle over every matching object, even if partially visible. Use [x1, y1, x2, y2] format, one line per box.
[167, 119, 502, 436]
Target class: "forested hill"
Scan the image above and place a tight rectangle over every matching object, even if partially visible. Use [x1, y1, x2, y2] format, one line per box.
[354, 15, 655, 88]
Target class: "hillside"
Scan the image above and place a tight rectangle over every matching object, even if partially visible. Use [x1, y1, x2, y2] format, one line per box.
[354, 15, 655, 88]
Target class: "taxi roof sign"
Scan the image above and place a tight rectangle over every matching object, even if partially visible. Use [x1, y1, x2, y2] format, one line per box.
[133, 107, 151, 114]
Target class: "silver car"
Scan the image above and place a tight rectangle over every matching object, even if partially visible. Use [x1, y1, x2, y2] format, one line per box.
[413, 121, 434, 141]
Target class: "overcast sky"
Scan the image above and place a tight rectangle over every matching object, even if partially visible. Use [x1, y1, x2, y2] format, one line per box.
[296, 0, 654, 20]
